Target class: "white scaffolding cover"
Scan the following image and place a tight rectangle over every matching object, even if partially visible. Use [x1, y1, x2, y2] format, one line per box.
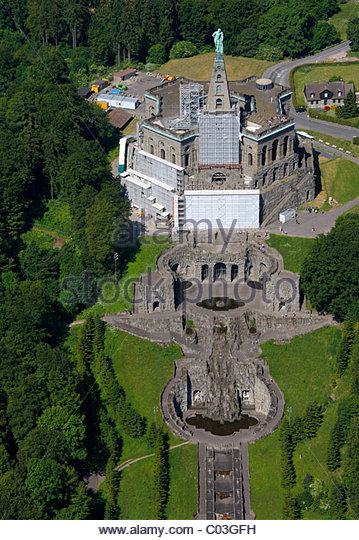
[183, 190, 259, 229]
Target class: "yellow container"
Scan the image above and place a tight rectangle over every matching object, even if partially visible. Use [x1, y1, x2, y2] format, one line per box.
[95, 102, 108, 110]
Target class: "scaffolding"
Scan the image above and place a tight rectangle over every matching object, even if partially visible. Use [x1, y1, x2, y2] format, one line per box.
[198, 112, 240, 167]
[137, 150, 184, 191]
[176, 83, 203, 128]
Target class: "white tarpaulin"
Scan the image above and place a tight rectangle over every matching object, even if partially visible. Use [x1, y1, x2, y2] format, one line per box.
[183, 190, 260, 229]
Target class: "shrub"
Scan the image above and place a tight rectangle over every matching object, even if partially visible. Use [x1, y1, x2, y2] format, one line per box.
[256, 44, 283, 62]
[169, 41, 197, 60]
[146, 44, 167, 65]
[353, 137, 359, 145]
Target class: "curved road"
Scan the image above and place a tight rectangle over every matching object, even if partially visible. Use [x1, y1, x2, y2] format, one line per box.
[263, 41, 359, 140]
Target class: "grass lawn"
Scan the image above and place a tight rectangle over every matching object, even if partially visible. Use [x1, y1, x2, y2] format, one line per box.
[159, 53, 274, 81]
[104, 326, 183, 459]
[121, 118, 140, 136]
[330, 1, 359, 40]
[65, 322, 197, 519]
[266, 235, 315, 273]
[33, 197, 72, 238]
[118, 444, 197, 520]
[293, 63, 359, 107]
[249, 326, 341, 519]
[79, 235, 172, 318]
[320, 157, 359, 207]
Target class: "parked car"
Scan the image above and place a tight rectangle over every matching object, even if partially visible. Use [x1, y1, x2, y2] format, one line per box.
[295, 106, 306, 113]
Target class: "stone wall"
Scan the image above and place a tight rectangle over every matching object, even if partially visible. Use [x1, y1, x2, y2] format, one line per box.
[260, 169, 316, 225]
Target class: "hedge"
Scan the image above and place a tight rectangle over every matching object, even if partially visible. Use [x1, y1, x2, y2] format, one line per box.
[308, 107, 359, 128]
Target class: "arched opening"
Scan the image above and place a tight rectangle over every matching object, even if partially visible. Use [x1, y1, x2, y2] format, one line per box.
[150, 144, 154, 155]
[214, 262, 226, 281]
[262, 173, 267, 186]
[272, 168, 277, 182]
[153, 301, 160, 311]
[216, 84, 222, 94]
[306, 189, 310, 201]
[216, 74, 222, 82]
[261, 146, 267, 166]
[248, 153, 253, 166]
[160, 148, 165, 160]
[254, 179, 258, 188]
[283, 136, 288, 157]
[211, 172, 226, 185]
[216, 98, 223, 110]
[231, 265, 238, 282]
[283, 163, 288, 177]
[201, 264, 209, 282]
[172, 154, 176, 164]
[271, 140, 278, 161]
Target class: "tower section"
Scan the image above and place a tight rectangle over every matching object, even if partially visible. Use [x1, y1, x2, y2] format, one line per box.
[199, 48, 241, 169]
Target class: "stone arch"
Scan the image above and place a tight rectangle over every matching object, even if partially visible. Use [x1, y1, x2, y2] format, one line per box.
[231, 264, 239, 281]
[216, 74, 222, 82]
[159, 141, 165, 160]
[272, 168, 277, 182]
[216, 98, 223, 110]
[149, 137, 154, 154]
[153, 301, 160, 311]
[262, 173, 267, 186]
[214, 262, 226, 281]
[201, 264, 209, 282]
[283, 163, 288, 177]
[283, 136, 288, 157]
[248, 153, 253, 166]
[216, 84, 222, 94]
[306, 189, 310, 201]
[261, 145, 267, 166]
[272, 139, 278, 161]
[170, 146, 176, 164]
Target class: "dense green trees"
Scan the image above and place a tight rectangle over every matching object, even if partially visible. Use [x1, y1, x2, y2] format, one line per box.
[311, 22, 339, 53]
[341, 90, 359, 119]
[2, 0, 343, 68]
[348, 17, 359, 51]
[301, 214, 359, 320]
[151, 428, 170, 519]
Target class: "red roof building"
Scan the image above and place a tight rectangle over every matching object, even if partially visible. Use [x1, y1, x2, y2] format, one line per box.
[113, 69, 137, 83]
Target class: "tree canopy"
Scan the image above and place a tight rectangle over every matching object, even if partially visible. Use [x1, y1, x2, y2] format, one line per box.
[301, 214, 359, 320]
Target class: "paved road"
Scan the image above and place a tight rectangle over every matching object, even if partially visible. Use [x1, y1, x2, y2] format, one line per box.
[263, 41, 359, 140]
[266, 195, 359, 238]
[264, 142, 359, 238]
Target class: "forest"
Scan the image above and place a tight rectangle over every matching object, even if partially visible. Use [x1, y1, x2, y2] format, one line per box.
[3, 0, 341, 74]
[0, 0, 358, 522]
